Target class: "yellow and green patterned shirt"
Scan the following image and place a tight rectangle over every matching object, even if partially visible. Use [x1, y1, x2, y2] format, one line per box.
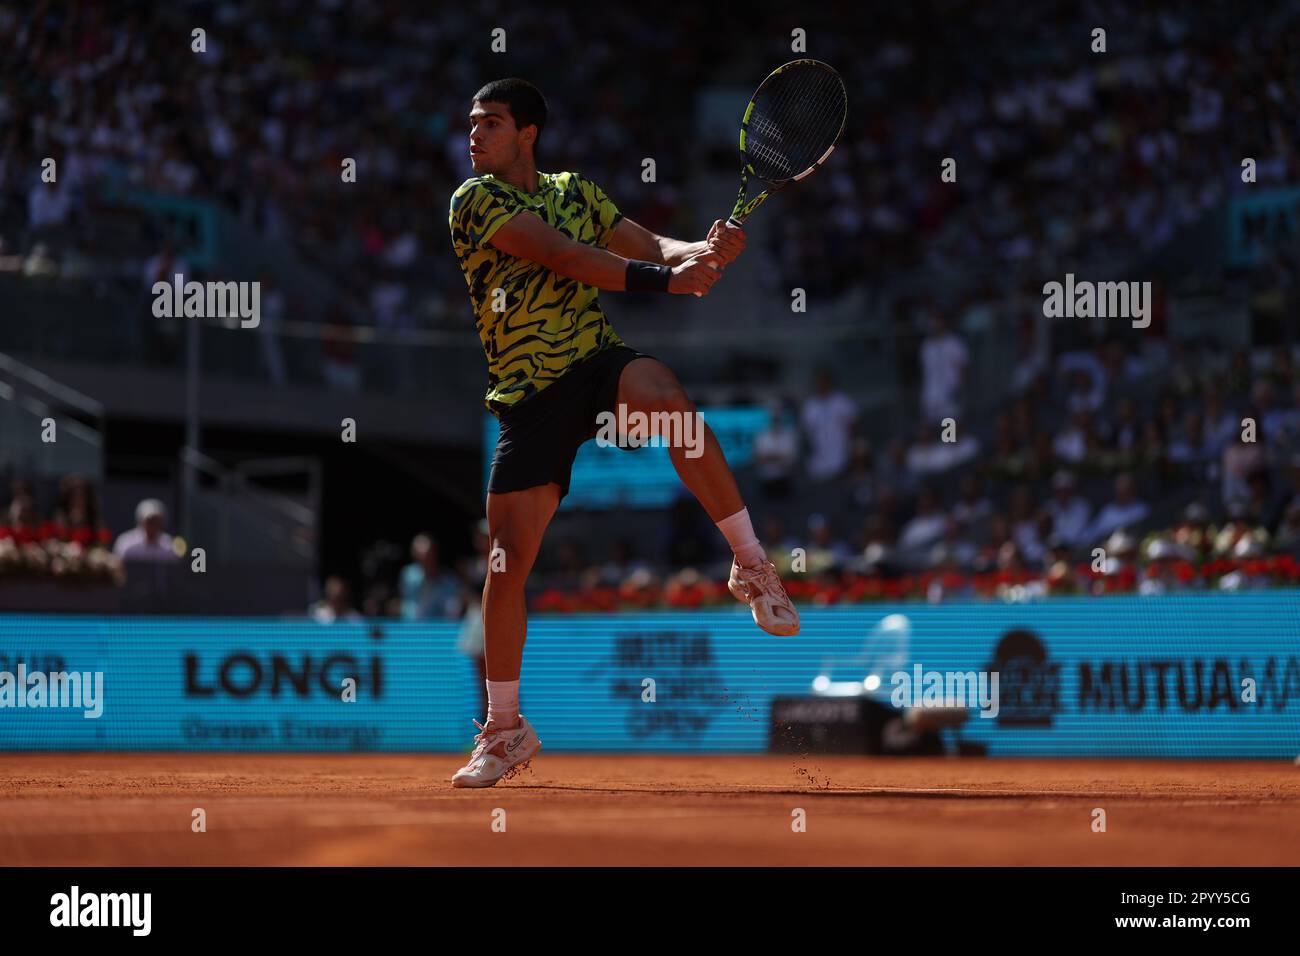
[449, 171, 625, 411]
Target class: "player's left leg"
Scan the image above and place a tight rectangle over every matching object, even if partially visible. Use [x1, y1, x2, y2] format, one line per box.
[615, 357, 799, 635]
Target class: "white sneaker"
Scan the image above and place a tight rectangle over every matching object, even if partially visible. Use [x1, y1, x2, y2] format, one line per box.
[450, 715, 541, 788]
[728, 557, 800, 636]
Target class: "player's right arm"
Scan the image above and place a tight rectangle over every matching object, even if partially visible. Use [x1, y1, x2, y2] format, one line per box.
[487, 211, 724, 296]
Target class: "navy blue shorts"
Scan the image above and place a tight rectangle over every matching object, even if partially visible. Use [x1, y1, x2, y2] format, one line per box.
[487, 345, 655, 500]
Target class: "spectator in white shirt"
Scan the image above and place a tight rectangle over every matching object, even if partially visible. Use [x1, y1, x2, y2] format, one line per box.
[1222, 438, 1268, 509]
[1063, 367, 1105, 415]
[310, 576, 364, 623]
[28, 178, 73, 230]
[1057, 350, 1106, 410]
[1169, 412, 1215, 465]
[919, 314, 968, 423]
[1255, 381, 1289, 444]
[899, 487, 948, 552]
[1272, 382, 1300, 450]
[949, 473, 992, 525]
[906, 421, 981, 476]
[257, 272, 288, 386]
[112, 499, 179, 562]
[1085, 473, 1150, 545]
[1053, 409, 1092, 463]
[1201, 392, 1237, 455]
[400, 534, 465, 620]
[752, 399, 800, 499]
[1009, 318, 1049, 394]
[800, 371, 857, 481]
[1044, 470, 1092, 546]
[931, 517, 978, 569]
[1009, 484, 1046, 564]
[805, 514, 852, 573]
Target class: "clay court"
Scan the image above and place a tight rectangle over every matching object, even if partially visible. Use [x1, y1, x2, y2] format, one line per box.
[2, 753, 1298, 866]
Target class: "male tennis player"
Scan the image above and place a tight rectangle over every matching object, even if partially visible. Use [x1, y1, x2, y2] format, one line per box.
[447, 78, 800, 787]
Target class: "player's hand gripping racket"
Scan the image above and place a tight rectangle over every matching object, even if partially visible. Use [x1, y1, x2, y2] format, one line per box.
[694, 58, 848, 295]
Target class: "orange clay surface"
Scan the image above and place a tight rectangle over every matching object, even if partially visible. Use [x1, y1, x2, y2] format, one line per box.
[1, 753, 1297, 866]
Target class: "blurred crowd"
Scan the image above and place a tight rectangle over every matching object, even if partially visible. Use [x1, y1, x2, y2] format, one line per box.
[313, 521, 486, 622]
[767, 2, 1300, 296]
[317, 330, 1300, 617]
[24, 323, 1300, 611]
[7, 1, 1300, 615]
[0, 475, 184, 584]
[0, 0, 697, 378]
[507, 330, 1300, 610]
[3, 0, 1297, 398]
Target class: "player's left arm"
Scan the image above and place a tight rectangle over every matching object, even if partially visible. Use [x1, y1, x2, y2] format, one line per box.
[608, 217, 746, 267]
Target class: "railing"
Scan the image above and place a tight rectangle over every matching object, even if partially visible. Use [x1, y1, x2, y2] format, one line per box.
[0, 350, 104, 481]
[178, 446, 319, 568]
[0, 271, 490, 402]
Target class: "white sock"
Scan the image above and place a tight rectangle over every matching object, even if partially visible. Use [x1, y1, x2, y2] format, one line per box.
[716, 507, 767, 569]
[486, 679, 520, 728]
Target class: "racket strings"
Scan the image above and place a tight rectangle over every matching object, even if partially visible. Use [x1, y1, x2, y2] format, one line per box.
[746, 65, 846, 183]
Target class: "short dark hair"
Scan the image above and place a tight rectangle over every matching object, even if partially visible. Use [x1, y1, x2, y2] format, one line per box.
[473, 78, 547, 155]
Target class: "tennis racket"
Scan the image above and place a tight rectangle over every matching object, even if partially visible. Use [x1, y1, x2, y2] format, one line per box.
[695, 59, 848, 294]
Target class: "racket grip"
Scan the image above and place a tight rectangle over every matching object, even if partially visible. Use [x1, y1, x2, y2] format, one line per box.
[694, 220, 736, 296]
[726, 216, 742, 227]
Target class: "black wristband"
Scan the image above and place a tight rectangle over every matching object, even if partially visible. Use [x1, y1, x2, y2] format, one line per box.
[625, 259, 672, 293]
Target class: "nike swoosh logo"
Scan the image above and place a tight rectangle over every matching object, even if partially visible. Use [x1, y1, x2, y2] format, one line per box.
[505, 733, 527, 753]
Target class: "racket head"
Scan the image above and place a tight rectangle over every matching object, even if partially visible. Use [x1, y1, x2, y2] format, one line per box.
[738, 59, 848, 187]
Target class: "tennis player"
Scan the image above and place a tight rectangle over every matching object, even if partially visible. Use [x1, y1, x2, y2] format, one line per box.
[447, 79, 800, 787]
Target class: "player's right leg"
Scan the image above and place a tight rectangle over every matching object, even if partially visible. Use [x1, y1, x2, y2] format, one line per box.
[614, 355, 799, 636]
[450, 482, 558, 788]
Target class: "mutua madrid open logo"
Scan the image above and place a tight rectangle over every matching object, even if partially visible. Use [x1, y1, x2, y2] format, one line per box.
[583, 630, 727, 739]
[988, 628, 1060, 726]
